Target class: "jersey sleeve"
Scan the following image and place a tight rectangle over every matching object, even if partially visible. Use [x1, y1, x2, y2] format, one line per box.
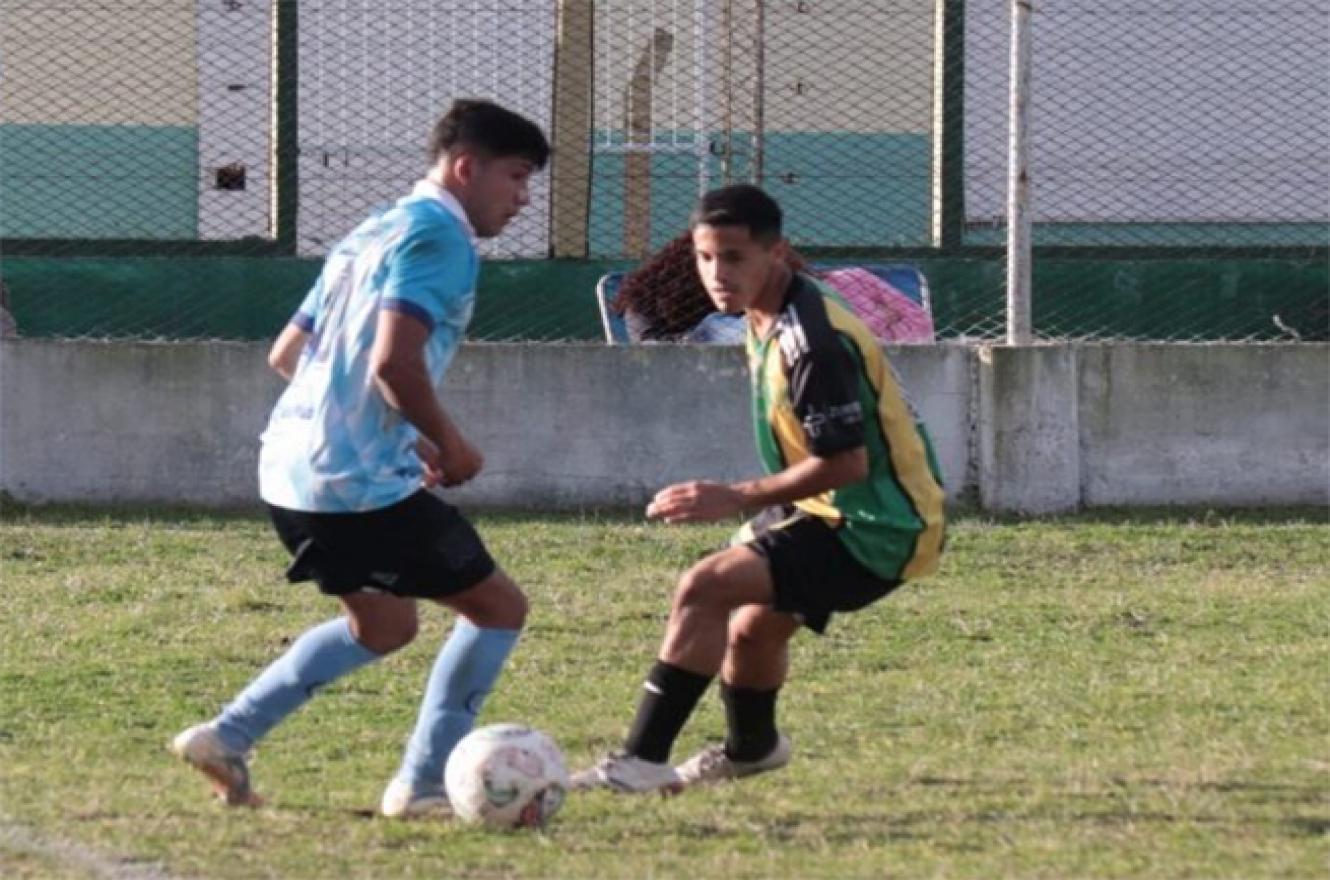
[290, 278, 323, 332]
[380, 217, 472, 331]
[786, 337, 866, 457]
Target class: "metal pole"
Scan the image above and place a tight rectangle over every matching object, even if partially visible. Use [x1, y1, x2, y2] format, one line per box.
[719, 1, 734, 184]
[272, 0, 299, 253]
[696, 0, 710, 194]
[752, 0, 765, 185]
[1005, 0, 1033, 344]
[932, 0, 965, 249]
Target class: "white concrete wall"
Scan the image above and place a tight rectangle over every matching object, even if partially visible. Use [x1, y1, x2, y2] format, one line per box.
[1077, 344, 1330, 507]
[197, 0, 272, 240]
[296, 2, 556, 259]
[964, 3, 1330, 224]
[2, 340, 1325, 512]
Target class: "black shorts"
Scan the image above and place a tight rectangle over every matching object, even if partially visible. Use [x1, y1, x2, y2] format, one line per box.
[267, 490, 497, 598]
[740, 505, 902, 634]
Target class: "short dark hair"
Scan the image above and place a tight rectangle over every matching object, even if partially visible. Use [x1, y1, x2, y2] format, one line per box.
[689, 184, 783, 244]
[428, 99, 550, 169]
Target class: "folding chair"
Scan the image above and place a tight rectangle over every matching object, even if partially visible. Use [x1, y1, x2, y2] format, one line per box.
[595, 272, 631, 344]
[864, 263, 932, 316]
[815, 262, 932, 315]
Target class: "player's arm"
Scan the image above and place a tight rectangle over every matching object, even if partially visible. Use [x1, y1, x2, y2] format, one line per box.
[267, 322, 309, 381]
[369, 309, 482, 486]
[269, 278, 321, 381]
[649, 329, 867, 523]
[647, 447, 867, 523]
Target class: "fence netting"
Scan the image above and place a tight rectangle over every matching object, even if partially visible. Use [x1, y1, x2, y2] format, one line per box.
[1, 1, 1326, 342]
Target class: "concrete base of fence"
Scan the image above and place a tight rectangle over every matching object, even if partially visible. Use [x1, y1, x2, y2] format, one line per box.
[2, 340, 1326, 513]
[977, 345, 1082, 514]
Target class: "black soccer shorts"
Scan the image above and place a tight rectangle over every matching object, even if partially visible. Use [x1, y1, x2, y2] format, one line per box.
[267, 490, 496, 598]
[740, 505, 902, 634]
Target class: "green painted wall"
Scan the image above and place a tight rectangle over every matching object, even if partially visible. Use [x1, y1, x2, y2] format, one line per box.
[0, 124, 198, 239]
[965, 222, 1330, 248]
[0, 258, 615, 342]
[903, 257, 1329, 341]
[3, 255, 1325, 342]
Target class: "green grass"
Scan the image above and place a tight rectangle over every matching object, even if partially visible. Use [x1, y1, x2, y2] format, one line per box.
[1, 504, 1327, 879]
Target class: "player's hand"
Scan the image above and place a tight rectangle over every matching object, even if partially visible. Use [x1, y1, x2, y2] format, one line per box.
[416, 437, 446, 488]
[438, 437, 484, 487]
[646, 481, 744, 523]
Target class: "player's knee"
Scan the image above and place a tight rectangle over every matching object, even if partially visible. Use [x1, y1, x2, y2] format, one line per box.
[478, 576, 527, 630]
[727, 606, 792, 653]
[357, 615, 418, 654]
[727, 614, 765, 651]
[674, 563, 724, 612]
[499, 586, 529, 630]
[451, 575, 527, 630]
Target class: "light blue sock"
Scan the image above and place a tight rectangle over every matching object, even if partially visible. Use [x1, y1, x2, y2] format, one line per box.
[214, 617, 380, 753]
[397, 619, 521, 791]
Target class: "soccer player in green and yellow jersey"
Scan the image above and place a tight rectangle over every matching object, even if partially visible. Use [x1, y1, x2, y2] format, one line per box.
[574, 184, 945, 793]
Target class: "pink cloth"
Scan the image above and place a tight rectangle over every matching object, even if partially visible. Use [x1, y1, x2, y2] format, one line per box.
[821, 267, 935, 343]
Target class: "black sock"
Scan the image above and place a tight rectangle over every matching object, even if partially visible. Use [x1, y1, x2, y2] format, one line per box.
[623, 661, 713, 763]
[721, 683, 780, 762]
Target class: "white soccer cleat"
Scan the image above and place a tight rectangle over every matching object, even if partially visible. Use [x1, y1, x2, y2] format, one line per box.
[170, 723, 262, 807]
[380, 777, 453, 819]
[569, 754, 683, 794]
[674, 734, 792, 787]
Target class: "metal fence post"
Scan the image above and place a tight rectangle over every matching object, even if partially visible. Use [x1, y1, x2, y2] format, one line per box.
[1006, 0, 1033, 344]
[932, 0, 966, 250]
[273, 0, 299, 254]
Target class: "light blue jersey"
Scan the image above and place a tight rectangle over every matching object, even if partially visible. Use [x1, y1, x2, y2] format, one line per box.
[259, 181, 478, 512]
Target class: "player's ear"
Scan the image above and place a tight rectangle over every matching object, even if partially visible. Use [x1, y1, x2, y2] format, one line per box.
[448, 149, 479, 187]
[455, 152, 474, 186]
[771, 237, 790, 261]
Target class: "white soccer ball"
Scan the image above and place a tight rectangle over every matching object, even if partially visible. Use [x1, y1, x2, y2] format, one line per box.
[444, 723, 569, 829]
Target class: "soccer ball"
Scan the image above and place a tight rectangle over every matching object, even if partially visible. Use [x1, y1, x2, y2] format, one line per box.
[444, 723, 569, 829]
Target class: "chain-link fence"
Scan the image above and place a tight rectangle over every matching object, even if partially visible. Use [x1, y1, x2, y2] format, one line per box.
[1, 1, 1326, 342]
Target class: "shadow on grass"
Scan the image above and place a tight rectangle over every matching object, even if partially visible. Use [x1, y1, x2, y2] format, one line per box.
[677, 794, 1330, 848]
[914, 774, 1328, 806]
[178, 787, 1330, 843]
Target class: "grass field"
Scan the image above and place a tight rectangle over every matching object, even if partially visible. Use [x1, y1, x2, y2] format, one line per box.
[1, 504, 1327, 879]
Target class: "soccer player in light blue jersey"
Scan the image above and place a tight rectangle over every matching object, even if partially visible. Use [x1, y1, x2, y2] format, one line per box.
[171, 100, 550, 819]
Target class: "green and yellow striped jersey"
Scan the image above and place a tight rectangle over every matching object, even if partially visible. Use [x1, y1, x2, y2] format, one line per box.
[746, 273, 946, 581]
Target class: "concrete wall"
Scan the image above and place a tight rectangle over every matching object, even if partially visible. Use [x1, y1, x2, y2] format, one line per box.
[2, 340, 1325, 512]
[1076, 345, 1330, 507]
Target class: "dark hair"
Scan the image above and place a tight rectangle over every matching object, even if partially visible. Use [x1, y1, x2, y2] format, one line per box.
[688, 184, 783, 244]
[428, 99, 550, 169]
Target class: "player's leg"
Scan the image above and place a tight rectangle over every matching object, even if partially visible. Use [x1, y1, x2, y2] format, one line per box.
[674, 509, 904, 787]
[171, 595, 411, 806]
[383, 496, 526, 818]
[722, 603, 800, 689]
[386, 568, 526, 817]
[172, 508, 411, 806]
[216, 590, 415, 744]
[722, 604, 800, 761]
[658, 544, 777, 674]
[675, 606, 799, 785]
[571, 545, 776, 793]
